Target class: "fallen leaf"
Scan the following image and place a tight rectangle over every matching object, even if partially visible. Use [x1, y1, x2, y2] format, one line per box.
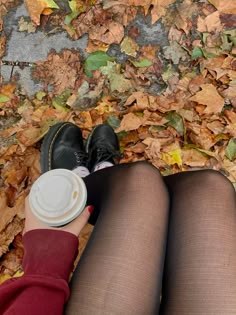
[163, 41, 189, 64]
[189, 84, 224, 114]
[208, 0, 236, 15]
[182, 148, 209, 167]
[84, 51, 115, 78]
[103, 0, 176, 24]
[161, 148, 182, 167]
[25, 0, 59, 25]
[116, 112, 143, 132]
[33, 50, 82, 94]
[197, 11, 222, 33]
[165, 111, 184, 135]
[131, 58, 152, 68]
[18, 17, 36, 33]
[120, 36, 139, 57]
[89, 21, 124, 45]
[106, 115, 121, 130]
[226, 138, 236, 161]
[101, 62, 132, 93]
[0, 95, 10, 103]
[142, 137, 161, 160]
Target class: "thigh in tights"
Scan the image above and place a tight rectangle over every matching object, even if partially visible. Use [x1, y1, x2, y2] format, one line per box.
[65, 162, 236, 315]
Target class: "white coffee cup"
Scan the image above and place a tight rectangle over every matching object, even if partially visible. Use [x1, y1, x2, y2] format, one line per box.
[29, 169, 87, 227]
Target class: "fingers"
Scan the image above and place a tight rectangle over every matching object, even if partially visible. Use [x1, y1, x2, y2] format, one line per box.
[24, 195, 94, 237]
[62, 205, 94, 237]
[24, 196, 51, 234]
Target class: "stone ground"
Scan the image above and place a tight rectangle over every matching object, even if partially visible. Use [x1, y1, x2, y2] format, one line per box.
[1, 2, 168, 96]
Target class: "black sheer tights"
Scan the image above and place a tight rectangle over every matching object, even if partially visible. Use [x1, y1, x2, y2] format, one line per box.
[66, 162, 236, 315]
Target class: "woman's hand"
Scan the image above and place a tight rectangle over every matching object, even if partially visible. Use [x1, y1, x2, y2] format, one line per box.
[24, 196, 93, 237]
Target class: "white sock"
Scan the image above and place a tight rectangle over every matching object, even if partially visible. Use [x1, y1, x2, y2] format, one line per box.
[73, 166, 90, 178]
[93, 161, 114, 172]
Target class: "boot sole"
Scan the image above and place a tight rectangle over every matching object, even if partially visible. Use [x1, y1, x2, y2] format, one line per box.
[40, 122, 73, 173]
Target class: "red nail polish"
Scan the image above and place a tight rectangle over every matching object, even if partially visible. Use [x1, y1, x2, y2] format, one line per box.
[88, 205, 94, 214]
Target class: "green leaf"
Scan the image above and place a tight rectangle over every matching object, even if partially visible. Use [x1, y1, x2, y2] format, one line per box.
[165, 111, 184, 136]
[105, 115, 120, 130]
[0, 95, 10, 103]
[65, 0, 79, 25]
[36, 91, 46, 100]
[130, 58, 152, 68]
[202, 49, 218, 59]
[52, 100, 70, 112]
[226, 138, 236, 161]
[191, 47, 203, 60]
[117, 130, 128, 140]
[47, 0, 59, 9]
[84, 51, 115, 78]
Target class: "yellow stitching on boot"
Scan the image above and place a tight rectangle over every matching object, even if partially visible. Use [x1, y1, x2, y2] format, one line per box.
[48, 122, 71, 170]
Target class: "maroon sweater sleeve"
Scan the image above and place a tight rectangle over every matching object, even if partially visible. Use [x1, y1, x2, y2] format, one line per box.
[0, 229, 79, 315]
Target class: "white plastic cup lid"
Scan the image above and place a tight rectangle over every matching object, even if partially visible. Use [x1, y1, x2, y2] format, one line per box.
[29, 169, 87, 226]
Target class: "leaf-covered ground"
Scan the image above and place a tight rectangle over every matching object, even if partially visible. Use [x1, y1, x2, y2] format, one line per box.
[0, 0, 236, 281]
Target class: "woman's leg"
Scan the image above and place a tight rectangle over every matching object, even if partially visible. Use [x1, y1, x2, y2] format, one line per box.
[161, 170, 236, 314]
[66, 162, 169, 314]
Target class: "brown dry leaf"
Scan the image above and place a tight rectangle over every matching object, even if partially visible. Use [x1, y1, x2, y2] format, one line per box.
[125, 142, 146, 154]
[103, 0, 176, 24]
[116, 113, 143, 132]
[224, 110, 236, 124]
[124, 91, 150, 111]
[0, 215, 24, 258]
[188, 127, 217, 150]
[17, 121, 56, 147]
[189, 84, 224, 114]
[25, 0, 59, 25]
[197, 11, 223, 33]
[75, 111, 93, 129]
[206, 120, 225, 134]
[208, 0, 236, 15]
[173, 0, 198, 34]
[0, 36, 6, 58]
[0, 191, 26, 235]
[142, 137, 162, 160]
[140, 45, 158, 61]
[89, 21, 124, 45]
[182, 149, 209, 167]
[33, 50, 82, 94]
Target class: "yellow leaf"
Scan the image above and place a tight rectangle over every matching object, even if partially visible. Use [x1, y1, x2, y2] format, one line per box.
[0, 271, 23, 285]
[161, 149, 182, 167]
[0, 274, 11, 285]
[25, 0, 59, 25]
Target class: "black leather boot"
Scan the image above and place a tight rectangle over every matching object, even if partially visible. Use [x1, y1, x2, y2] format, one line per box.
[40, 122, 88, 173]
[86, 124, 120, 172]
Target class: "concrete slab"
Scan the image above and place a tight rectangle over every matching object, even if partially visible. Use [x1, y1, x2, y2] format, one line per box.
[1, 3, 88, 96]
